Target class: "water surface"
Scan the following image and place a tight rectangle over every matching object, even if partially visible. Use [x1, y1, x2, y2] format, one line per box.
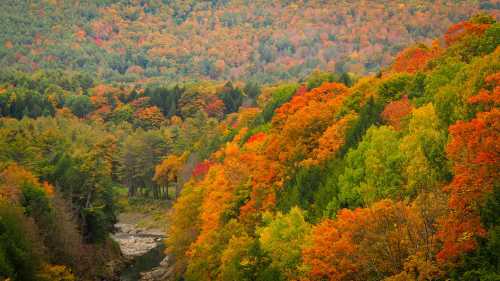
[120, 244, 166, 281]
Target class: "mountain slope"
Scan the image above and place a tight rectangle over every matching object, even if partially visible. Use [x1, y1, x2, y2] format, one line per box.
[166, 14, 500, 281]
[0, 0, 497, 83]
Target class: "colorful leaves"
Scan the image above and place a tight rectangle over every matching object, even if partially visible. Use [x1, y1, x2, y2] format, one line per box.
[392, 45, 438, 74]
[0, 163, 53, 201]
[157, 16, 499, 281]
[437, 107, 500, 263]
[303, 112, 357, 166]
[154, 154, 185, 185]
[444, 21, 491, 46]
[38, 264, 76, 281]
[134, 106, 166, 129]
[303, 198, 445, 281]
[467, 72, 500, 112]
[381, 96, 413, 130]
[435, 73, 499, 264]
[192, 160, 212, 178]
[246, 132, 266, 145]
[269, 82, 351, 166]
[166, 182, 204, 277]
[257, 207, 310, 279]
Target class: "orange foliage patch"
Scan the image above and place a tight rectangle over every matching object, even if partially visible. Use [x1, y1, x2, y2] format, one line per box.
[444, 21, 490, 46]
[246, 132, 267, 144]
[304, 198, 444, 280]
[303, 200, 411, 280]
[467, 73, 500, 110]
[381, 96, 413, 130]
[0, 163, 49, 201]
[4, 40, 13, 49]
[392, 45, 437, 73]
[303, 112, 357, 166]
[204, 97, 225, 119]
[134, 106, 166, 128]
[437, 107, 499, 263]
[268, 83, 351, 166]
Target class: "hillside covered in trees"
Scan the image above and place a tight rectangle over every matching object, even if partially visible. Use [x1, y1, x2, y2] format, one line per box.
[0, 1, 499, 281]
[164, 14, 500, 281]
[0, 0, 498, 82]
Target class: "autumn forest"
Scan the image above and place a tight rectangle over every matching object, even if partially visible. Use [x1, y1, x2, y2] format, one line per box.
[0, 1, 499, 281]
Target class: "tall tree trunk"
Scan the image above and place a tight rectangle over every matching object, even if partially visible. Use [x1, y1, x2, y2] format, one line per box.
[165, 180, 169, 200]
[175, 175, 179, 200]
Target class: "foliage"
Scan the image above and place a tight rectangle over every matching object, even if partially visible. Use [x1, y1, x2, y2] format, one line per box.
[437, 107, 499, 263]
[258, 207, 311, 279]
[303, 198, 446, 281]
[0, 1, 492, 83]
[339, 125, 404, 206]
[38, 264, 76, 281]
[0, 201, 42, 281]
[165, 15, 500, 281]
[0, 12, 499, 281]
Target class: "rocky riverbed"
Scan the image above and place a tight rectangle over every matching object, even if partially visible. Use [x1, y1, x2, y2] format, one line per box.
[111, 222, 172, 281]
[112, 223, 165, 257]
[138, 255, 173, 281]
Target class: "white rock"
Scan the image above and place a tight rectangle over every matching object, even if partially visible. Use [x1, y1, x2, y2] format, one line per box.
[111, 223, 165, 258]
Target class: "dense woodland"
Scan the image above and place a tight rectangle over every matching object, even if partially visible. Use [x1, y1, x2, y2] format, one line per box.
[163, 14, 500, 281]
[0, 0, 498, 83]
[0, 1, 499, 281]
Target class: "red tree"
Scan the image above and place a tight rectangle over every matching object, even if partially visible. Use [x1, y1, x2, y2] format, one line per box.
[437, 107, 499, 262]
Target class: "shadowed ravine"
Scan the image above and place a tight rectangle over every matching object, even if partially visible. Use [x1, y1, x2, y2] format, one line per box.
[111, 223, 169, 281]
[119, 244, 165, 281]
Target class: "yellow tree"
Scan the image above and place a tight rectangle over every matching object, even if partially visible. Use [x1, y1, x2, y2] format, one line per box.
[165, 181, 204, 279]
[153, 154, 186, 199]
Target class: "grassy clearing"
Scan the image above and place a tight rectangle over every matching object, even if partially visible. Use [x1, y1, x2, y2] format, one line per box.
[115, 187, 172, 232]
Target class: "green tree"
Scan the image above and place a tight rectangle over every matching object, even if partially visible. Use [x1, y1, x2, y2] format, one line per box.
[399, 104, 448, 196]
[0, 202, 42, 281]
[243, 81, 261, 102]
[219, 82, 243, 114]
[66, 95, 93, 118]
[258, 207, 311, 279]
[339, 125, 404, 206]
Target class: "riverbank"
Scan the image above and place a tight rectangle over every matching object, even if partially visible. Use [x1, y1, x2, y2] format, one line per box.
[116, 194, 171, 232]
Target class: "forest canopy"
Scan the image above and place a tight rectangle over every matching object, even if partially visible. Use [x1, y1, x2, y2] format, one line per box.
[0, 1, 498, 281]
[0, 0, 498, 83]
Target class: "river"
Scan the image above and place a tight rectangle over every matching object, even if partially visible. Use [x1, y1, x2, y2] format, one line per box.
[120, 244, 166, 281]
[111, 223, 169, 281]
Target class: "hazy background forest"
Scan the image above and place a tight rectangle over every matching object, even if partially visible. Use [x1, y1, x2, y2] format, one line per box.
[1, 0, 498, 82]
